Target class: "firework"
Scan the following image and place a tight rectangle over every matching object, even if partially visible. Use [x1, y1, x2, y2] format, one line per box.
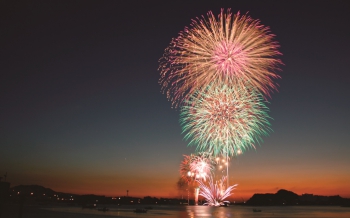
[189, 152, 214, 181]
[198, 176, 237, 206]
[180, 154, 193, 184]
[180, 84, 271, 156]
[180, 152, 215, 205]
[180, 152, 214, 183]
[159, 9, 282, 107]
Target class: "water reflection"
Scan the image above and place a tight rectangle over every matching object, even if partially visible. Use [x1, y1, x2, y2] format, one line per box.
[184, 205, 350, 218]
[186, 206, 240, 218]
[43, 205, 350, 218]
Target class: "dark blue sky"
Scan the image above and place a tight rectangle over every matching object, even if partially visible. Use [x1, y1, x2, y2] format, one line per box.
[1, 0, 350, 198]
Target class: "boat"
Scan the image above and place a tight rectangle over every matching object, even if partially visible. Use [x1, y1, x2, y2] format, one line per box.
[82, 204, 96, 209]
[144, 206, 153, 209]
[253, 209, 262, 212]
[220, 201, 230, 207]
[134, 208, 147, 213]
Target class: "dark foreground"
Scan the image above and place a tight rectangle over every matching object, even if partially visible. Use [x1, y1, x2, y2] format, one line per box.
[2, 203, 350, 218]
[1, 204, 129, 218]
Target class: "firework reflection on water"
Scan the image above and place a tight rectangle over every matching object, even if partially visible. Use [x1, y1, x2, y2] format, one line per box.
[38, 205, 350, 218]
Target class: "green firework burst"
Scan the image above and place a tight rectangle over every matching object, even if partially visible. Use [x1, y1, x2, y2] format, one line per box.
[180, 84, 272, 157]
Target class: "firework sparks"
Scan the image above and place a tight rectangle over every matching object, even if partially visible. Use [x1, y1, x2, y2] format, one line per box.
[180, 84, 271, 156]
[180, 152, 214, 183]
[180, 154, 193, 184]
[198, 176, 237, 206]
[180, 152, 215, 205]
[189, 153, 214, 181]
[159, 9, 282, 107]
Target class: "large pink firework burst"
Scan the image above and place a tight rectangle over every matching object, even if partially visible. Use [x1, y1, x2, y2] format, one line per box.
[159, 9, 282, 107]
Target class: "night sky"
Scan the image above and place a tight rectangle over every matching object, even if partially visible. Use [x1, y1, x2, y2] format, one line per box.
[1, 0, 350, 200]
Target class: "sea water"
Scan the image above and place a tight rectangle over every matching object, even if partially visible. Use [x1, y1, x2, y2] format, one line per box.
[44, 204, 350, 218]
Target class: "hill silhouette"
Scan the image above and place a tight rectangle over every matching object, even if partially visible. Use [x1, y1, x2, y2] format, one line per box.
[246, 189, 350, 206]
[9, 184, 190, 205]
[12, 185, 56, 196]
[9, 185, 350, 206]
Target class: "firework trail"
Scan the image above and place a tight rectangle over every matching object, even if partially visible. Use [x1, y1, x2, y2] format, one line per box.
[198, 176, 237, 206]
[159, 9, 282, 107]
[180, 84, 271, 156]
